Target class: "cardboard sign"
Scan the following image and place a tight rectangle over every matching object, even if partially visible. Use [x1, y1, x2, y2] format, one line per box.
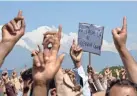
[78, 23, 104, 55]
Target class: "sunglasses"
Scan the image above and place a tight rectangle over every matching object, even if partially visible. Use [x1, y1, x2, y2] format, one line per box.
[2, 73, 7, 76]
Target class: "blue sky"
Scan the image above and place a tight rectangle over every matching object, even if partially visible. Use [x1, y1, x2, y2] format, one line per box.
[0, 1, 137, 71]
[0, 1, 137, 43]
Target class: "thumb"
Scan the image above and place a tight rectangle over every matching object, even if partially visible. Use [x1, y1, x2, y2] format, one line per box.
[112, 29, 119, 38]
[56, 54, 65, 69]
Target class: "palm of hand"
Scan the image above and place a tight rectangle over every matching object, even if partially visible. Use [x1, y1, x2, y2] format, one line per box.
[114, 29, 127, 48]
[32, 45, 58, 84]
[2, 27, 24, 42]
[32, 25, 64, 84]
[70, 40, 82, 62]
[33, 57, 57, 83]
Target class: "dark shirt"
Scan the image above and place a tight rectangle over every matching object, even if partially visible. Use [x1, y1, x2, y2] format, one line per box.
[5, 82, 17, 96]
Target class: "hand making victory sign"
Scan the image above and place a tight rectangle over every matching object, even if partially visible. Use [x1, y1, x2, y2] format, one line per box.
[32, 25, 65, 96]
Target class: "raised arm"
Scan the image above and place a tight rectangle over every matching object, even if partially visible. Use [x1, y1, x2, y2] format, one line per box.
[70, 40, 91, 96]
[0, 10, 25, 67]
[92, 74, 104, 91]
[23, 79, 33, 96]
[112, 17, 137, 83]
[70, 39, 82, 68]
[31, 25, 65, 96]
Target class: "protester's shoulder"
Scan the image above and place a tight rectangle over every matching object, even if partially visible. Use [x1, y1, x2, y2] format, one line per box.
[93, 91, 106, 96]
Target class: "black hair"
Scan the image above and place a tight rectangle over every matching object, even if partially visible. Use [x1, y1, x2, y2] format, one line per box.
[49, 79, 56, 89]
[105, 79, 137, 96]
[21, 68, 32, 81]
[29, 84, 33, 96]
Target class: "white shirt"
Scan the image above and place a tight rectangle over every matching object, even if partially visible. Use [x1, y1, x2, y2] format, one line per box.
[73, 66, 91, 96]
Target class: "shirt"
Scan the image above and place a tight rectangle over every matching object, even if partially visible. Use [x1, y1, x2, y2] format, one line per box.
[73, 66, 91, 96]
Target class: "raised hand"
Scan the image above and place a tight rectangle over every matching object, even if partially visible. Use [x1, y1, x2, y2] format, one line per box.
[114, 69, 120, 77]
[0, 10, 25, 67]
[111, 16, 137, 83]
[70, 40, 83, 64]
[50, 88, 57, 96]
[1, 71, 8, 82]
[120, 69, 127, 79]
[87, 65, 95, 75]
[92, 74, 99, 80]
[2, 10, 25, 44]
[112, 17, 127, 50]
[23, 79, 33, 94]
[104, 67, 110, 77]
[120, 68, 126, 76]
[32, 25, 65, 85]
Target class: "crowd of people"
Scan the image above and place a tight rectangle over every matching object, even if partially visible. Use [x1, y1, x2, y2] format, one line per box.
[0, 10, 137, 96]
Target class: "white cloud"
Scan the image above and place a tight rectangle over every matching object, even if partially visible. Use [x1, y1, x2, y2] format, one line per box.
[128, 43, 137, 51]
[102, 40, 117, 52]
[0, 25, 136, 54]
[60, 33, 117, 53]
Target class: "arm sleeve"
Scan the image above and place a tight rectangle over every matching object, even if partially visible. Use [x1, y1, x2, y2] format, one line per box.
[73, 66, 91, 96]
[94, 79, 105, 91]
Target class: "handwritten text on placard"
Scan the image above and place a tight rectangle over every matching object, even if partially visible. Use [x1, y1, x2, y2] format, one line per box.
[78, 23, 104, 55]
